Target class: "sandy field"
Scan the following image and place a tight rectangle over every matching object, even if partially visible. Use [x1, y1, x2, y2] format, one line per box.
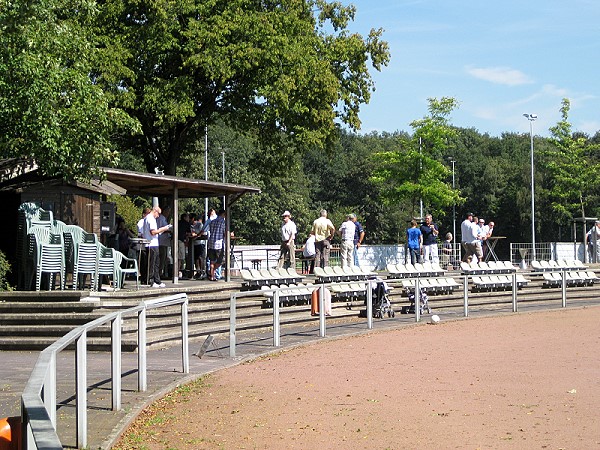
[115, 306, 600, 449]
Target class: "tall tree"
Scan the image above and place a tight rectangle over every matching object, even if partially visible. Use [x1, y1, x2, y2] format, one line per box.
[95, 0, 390, 175]
[0, 0, 138, 179]
[541, 98, 600, 223]
[370, 97, 463, 219]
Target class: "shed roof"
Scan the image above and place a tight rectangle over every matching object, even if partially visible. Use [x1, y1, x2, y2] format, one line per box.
[100, 167, 260, 203]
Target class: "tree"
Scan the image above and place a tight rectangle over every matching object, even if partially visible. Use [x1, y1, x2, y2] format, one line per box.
[541, 98, 600, 223]
[0, 0, 138, 179]
[370, 97, 463, 219]
[95, 0, 390, 175]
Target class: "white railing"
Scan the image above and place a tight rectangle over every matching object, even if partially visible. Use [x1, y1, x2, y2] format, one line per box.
[20, 293, 189, 450]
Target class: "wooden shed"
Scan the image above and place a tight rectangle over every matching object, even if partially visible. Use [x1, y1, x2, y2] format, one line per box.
[0, 159, 125, 284]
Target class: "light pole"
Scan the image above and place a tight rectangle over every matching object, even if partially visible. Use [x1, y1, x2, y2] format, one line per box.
[449, 158, 456, 244]
[523, 113, 538, 261]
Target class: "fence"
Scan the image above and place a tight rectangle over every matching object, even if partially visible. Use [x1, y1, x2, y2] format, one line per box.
[510, 242, 586, 266]
[228, 270, 588, 357]
[20, 293, 189, 449]
[228, 283, 375, 358]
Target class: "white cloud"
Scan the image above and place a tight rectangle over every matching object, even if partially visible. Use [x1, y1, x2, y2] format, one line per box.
[466, 66, 533, 86]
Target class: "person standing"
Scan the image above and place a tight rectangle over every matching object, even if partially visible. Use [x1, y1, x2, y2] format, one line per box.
[191, 214, 206, 279]
[406, 219, 422, 265]
[586, 220, 600, 262]
[177, 213, 191, 278]
[143, 206, 172, 288]
[277, 211, 297, 269]
[351, 214, 365, 267]
[311, 209, 335, 269]
[460, 212, 480, 262]
[157, 206, 172, 278]
[137, 207, 151, 283]
[207, 210, 226, 281]
[338, 214, 355, 268]
[420, 214, 439, 264]
[477, 218, 489, 260]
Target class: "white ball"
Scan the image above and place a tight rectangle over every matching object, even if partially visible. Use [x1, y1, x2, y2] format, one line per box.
[430, 314, 441, 324]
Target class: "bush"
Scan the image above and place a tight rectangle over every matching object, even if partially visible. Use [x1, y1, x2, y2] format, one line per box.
[108, 195, 150, 231]
[0, 249, 13, 291]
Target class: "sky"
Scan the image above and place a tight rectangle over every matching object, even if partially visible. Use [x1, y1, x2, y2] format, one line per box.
[343, 0, 600, 137]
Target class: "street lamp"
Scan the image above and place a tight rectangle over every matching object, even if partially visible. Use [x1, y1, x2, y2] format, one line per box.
[523, 113, 537, 261]
[448, 157, 456, 244]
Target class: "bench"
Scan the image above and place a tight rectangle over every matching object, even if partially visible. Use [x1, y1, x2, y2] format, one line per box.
[387, 262, 445, 279]
[241, 267, 305, 290]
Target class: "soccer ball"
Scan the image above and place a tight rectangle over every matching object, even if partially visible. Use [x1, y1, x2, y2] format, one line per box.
[430, 314, 441, 324]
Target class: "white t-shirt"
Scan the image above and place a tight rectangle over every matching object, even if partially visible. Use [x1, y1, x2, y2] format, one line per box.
[142, 214, 159, 247]
[339, 220, 355, 241]
[303, 235, 316, 257]
[280, 220, 297, 241]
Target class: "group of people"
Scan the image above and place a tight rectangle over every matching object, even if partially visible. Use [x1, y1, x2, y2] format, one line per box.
[460, 212, 495, 263]
[126, 206, 228, 288]
[276, 209, 365, 273]
[177, 209, 227, 282]
[405, 212, 496, 267]
[406, 214, 440, 265]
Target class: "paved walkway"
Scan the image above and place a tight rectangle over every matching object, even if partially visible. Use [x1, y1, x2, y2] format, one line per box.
[0, 299, 597, 449]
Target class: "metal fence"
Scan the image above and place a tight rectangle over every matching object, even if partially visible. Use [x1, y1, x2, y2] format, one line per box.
[20, 293, 189, 450]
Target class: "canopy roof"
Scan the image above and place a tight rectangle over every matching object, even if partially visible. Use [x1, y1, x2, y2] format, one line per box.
[101, 167, 260, 204]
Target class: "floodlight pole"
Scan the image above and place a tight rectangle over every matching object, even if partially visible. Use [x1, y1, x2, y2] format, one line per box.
[523, 113, 537, 261]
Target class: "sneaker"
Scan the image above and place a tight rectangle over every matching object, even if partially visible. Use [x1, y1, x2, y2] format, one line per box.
[152, 283, 160, 288]
[178, 271, 183, 278]
[158, 282, 166, 288]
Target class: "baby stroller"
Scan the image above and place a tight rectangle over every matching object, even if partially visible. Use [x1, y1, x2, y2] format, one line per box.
[363, 277, 394, 318]
[401, 287, 431, 315]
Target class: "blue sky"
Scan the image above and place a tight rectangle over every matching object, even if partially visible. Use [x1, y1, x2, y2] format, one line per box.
[344, 0, 600, 137]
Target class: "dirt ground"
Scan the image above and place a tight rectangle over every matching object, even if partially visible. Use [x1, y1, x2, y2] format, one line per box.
[115, 306, 600, 449]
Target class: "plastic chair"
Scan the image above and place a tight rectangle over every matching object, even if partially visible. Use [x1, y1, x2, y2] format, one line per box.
[97, 244, 118, 290]
[34, 231, 65, 291]
[114, 251, 139, 290]
[73, 241, 99, 290]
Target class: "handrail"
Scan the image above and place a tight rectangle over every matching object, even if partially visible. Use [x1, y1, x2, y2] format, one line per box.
[229, 282, 373, 357]
[21, 293, 189, 449]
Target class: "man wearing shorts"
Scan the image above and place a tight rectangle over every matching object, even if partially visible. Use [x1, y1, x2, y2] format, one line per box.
[207, 210, 226, 281]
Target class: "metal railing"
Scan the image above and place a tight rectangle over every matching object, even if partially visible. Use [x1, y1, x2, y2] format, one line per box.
[228, 270, 588, 358]
[20, 293, 189, 450]
[229, 283, 374, 357]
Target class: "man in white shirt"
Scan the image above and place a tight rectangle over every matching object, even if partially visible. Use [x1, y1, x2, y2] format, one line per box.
[478, 218, 490, 260]
[460, 212, 480, 262]
[338, 214, 355, 268]
[277, 211, 297, 269]
[143, 206, 172, 288]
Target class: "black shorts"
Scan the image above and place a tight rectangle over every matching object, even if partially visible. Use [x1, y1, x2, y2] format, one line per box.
[208, 248, 224, 265]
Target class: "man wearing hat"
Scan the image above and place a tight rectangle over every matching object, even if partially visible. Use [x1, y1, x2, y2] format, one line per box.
[277, 211, 297, 269]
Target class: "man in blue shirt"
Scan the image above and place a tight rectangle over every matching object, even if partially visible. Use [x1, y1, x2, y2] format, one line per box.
[406, 219, 422, 265]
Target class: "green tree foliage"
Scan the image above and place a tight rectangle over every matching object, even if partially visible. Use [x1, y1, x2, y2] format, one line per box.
[371, 97, 463, 219]
[541, 98, 600, 223]
[95, 0, 390, 175]
[0, 0, 139, 180]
